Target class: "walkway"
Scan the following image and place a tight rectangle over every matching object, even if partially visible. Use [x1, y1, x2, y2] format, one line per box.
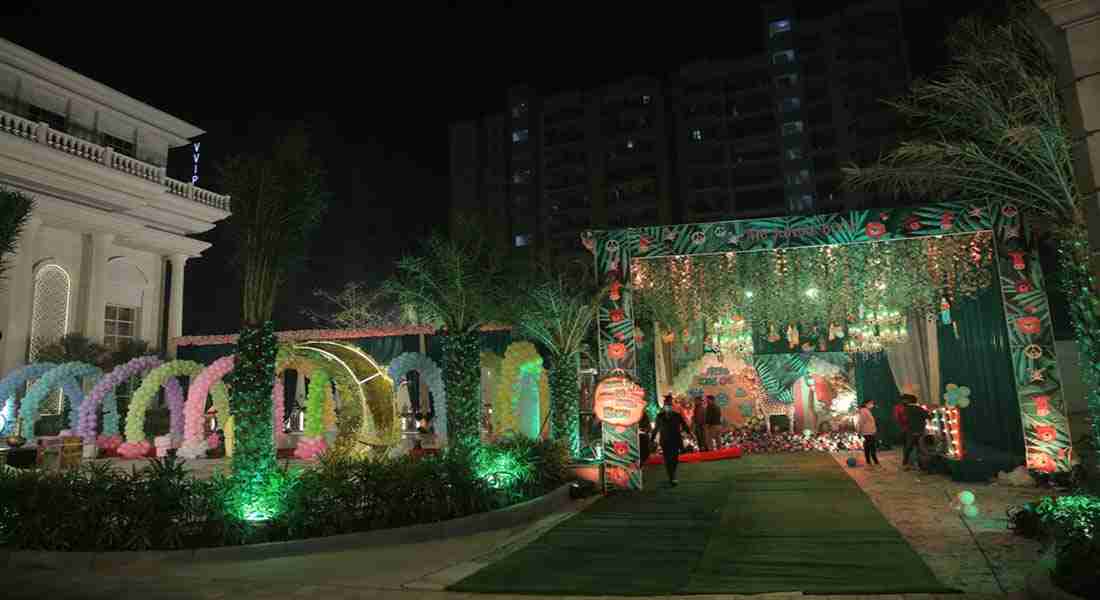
[0, 451, 1041, 599]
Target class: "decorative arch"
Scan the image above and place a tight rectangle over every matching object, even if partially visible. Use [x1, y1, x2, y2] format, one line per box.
[494, 342, 551, 439]
[77, 355, 163, 441]
[28, 263, 71, 364]
[388, 352, 447, 443]
[293, 341, 396, 453]
[19, 362, 100, 438]
[0, 363, 57, 435]
[123, 360, 224, 447]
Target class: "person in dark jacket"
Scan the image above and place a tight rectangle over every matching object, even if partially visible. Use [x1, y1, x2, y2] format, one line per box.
[901, 394, 930, 469]
[638, 410, 652, 466]
[704, 395, 723, 450]
[655, 394, 693, 486]
[692, 395, 708, 451]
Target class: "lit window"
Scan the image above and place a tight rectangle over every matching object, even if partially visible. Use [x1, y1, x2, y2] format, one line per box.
[104, 304, 138, 349]
[642, 95, 651, 104]
[512, 129, 529, 143]
[692, 129, 704, 141]
[626, 139, 635, 150]
[772, 49, 796, 64]
[769, 19, 791, 37]
[511, 103, 528, 118]
[786, 147, 803, 160]
[779, 97, 801, 113]
[782, 121, 804, 136]
[514, 234, 531, 247]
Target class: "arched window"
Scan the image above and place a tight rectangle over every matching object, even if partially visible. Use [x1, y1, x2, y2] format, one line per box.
[28, 264, 71, 414]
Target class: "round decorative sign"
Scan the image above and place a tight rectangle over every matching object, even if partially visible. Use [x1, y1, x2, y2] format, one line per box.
[592, 375, 647, 427]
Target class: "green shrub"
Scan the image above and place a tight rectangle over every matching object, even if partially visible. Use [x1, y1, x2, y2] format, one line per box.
[1016, 495, 1100, 597]
[0, 439, 571, 551]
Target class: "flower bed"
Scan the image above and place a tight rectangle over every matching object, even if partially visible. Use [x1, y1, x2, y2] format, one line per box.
[0, 438, 570, 551]
[1009, 494, 1100, 598]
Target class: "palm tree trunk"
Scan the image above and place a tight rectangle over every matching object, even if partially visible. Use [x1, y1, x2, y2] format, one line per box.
[1055, 222, 1100, 473]
[440, 331, 481, 447]
[548, 353, 581, 455]
[228, 320, 279, 518]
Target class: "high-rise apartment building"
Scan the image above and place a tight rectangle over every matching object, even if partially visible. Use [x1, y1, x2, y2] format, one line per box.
[450, 0, 911, 264]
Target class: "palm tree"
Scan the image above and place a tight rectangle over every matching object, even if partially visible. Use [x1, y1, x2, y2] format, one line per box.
[220, 126, 326, 516]
[843, 2, 1100, 470]
[509, 267, 603, 455]
[0, 187, 34, 290]
[383, 216, 505, 447]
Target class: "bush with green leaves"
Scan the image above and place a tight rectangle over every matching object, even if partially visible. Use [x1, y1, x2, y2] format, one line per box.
[1009, 494, 1100, 597]
[0, 439, 572, 551]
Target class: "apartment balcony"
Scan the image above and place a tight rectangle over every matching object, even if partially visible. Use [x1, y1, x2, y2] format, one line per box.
[0, 108, 230, 212]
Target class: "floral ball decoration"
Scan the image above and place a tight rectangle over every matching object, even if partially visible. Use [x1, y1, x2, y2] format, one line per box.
[20, 362, 101, 438]
[944, 383, 972, 408]
[607, 342, 627, 361]
[80, 356, 164, 440]
[388, 352, 448, 443]
[865, 222, 886, 239]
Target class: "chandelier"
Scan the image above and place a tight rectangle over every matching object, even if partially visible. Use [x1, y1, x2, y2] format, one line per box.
[845, 306, 908, 356]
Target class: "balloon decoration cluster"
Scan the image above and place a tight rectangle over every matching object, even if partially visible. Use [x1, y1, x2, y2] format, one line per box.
[388, 352, 448, 442]
[944, 383, 972, 408]
[180, 356, 234, 459]
[20, 361, 101, 438]
[80, 356, 164, 440]
[957, 489, 981, 518]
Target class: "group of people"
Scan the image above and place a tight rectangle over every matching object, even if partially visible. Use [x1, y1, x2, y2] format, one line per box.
[856, 393, 933, 469]
[638, 393, 722, 486]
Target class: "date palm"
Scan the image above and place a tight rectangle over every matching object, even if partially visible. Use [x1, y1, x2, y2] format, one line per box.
[510, 265, 604, 454]
[383, 216, 505, 446]
[0, 187, 34, 290]
[220, 126, 326, 516]
[843, 3, 1100, 470]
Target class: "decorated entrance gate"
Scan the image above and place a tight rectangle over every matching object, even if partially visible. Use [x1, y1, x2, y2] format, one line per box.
[588, 200, 1073, 489]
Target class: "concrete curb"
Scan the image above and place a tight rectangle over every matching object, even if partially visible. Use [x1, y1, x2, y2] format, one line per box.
[0, 483, 576, 572]
[1027, 564, 1087, 600]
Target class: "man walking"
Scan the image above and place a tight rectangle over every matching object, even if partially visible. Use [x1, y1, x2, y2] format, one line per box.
[901, 394, 930, 470]
[655, 394, 692, 486]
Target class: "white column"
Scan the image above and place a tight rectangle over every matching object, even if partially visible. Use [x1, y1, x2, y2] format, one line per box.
[1, 217, 42, 374]
[82, 232, 114, 342]
[167, 254, 189, 344]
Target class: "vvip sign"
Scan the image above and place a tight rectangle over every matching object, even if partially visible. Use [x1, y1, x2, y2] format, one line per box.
[594, 374, 646, 491]
[191, 142, 201, 184]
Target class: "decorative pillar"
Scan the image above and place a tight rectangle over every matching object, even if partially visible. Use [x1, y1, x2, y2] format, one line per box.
[82, 232, 114, 342]
[167, 254, 188, 344]
[1, 216, 42, 374]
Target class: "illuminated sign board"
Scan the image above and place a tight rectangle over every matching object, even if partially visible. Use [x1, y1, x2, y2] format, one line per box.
[593, 375, 646, 427]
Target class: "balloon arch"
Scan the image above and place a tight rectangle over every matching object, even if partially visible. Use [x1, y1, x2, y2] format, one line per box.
[0, 339, 399, 461]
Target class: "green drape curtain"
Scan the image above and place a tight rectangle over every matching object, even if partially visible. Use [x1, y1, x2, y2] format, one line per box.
[937, 286, 1024, 460]
[855, 354, 901, 443]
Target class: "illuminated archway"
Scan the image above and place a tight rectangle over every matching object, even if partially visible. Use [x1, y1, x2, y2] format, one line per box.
[293, 341, 396, 455]
[494, 342, 551, 439]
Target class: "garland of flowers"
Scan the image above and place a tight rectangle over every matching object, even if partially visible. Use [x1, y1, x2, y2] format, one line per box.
[633, 234, 994, 336]
[79, 355, 162, 441]
[19, 362, 101, 438]
[388, 352, 448, 443]
[495, 342, 547, 439]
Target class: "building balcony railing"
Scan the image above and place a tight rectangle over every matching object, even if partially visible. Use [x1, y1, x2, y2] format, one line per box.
[0, 108, 231, 212]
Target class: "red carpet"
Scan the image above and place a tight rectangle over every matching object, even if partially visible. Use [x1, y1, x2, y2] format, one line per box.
[644, 446, 742, 465]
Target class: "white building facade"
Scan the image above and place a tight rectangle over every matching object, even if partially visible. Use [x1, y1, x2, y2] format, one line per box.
[0, 37, 230, 380]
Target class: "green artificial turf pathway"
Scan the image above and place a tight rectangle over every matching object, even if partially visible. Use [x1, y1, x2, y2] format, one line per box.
[451, 453, 957, 596]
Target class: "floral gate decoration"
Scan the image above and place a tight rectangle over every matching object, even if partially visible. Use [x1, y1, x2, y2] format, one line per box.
[588, 200, 1073, 472]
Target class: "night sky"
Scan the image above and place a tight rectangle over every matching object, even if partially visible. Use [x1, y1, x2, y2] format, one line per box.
[0, 1, 988, 338]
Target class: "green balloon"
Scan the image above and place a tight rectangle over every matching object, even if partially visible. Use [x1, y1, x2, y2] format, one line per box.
[962, 504, 979, 518]
[957, 396, 971, 408]
[959, 386, 971, 396]
[958, 490, 975, 506]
